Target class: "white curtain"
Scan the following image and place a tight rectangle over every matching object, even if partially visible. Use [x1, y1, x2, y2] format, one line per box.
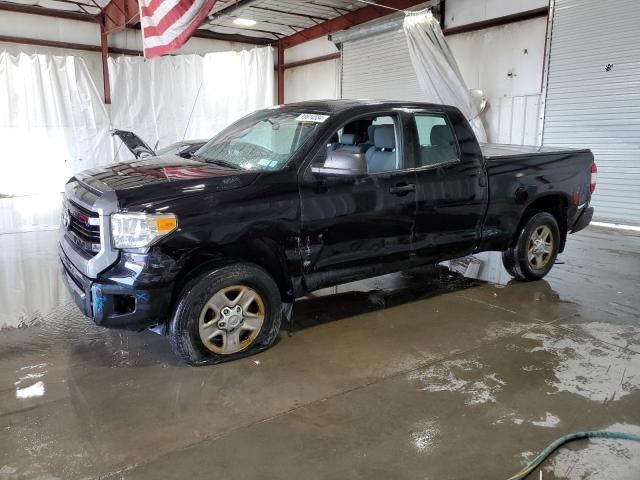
[109, 46, 274, 160]
[403, 10, 487, 142]
[0, 52, 113, 196]
[0, 47, 274, 195]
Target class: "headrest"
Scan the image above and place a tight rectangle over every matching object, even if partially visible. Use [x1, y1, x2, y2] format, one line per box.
[341, 133, 356, 145]
[374, 125, 396, 150]
[431, 125, 454, 147]
[367, 125, 377, 142]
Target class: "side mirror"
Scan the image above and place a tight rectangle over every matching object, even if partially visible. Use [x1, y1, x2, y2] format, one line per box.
[311, 150, 368, 177]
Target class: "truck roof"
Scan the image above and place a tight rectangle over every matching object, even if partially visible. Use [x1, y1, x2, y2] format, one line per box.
[278, 99, 455, 114]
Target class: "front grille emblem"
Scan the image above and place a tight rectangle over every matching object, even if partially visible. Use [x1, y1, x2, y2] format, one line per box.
[62, 209, 71, 230]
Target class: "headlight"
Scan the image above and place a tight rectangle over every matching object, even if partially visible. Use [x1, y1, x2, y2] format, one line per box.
[111, 212, 178, 250]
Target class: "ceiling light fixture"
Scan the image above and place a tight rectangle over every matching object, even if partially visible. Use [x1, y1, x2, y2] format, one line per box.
[233, 18, 257, 27]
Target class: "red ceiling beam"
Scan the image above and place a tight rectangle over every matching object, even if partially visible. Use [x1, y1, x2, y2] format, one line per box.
[442, 6, 549, 36]
[103, 0, 140, 34]
[0, 34, 141, 56]
[280, 0, 424, 49]
[0, 1, 99, 22]
[190, 29, 273, 45]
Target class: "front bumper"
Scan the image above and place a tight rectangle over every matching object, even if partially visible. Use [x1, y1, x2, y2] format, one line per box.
[59, 245, 172, 331]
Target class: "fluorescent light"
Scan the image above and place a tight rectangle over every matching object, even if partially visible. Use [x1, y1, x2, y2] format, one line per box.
[233, 18, 257, 27]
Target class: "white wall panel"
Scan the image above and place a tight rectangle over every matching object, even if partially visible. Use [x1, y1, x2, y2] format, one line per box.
[0, 10, 99, 45]
[447, 17, 546, 144]
[340, 16, 546, 144]
[444, 0, 548, 28]
[284, 59, 340, 103]
[284, 38, 338, 64]
[490, 94, 541, 145]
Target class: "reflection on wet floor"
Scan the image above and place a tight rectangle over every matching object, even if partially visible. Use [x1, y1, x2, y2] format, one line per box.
[0, 195, 67, 330]
[1, 202, 639, 479]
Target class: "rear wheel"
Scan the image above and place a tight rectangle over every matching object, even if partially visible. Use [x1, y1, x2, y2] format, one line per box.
[169, 263, 282, 366]
[502, 212, 560, 281]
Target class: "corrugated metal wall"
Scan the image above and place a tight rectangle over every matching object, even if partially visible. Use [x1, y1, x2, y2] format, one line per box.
[542, 0, 640, 224]
[341, 28, 425, 101]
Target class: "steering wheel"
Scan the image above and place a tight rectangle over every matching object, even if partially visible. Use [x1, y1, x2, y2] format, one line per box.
[227, 141, 275, 160]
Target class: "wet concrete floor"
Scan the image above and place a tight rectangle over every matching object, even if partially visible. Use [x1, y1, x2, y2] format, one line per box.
[1, 224, 639, 479]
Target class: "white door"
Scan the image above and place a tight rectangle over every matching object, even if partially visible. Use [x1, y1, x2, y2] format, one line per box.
[341, 28, 425, 101]
[542, 0, 640, 224]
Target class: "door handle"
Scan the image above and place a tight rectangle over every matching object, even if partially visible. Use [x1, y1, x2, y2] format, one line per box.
[389, 183, 416, 195]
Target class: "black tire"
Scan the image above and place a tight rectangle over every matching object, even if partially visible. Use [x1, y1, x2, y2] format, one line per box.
[502, 212, 560, 282]
[168, 262, 282, 366]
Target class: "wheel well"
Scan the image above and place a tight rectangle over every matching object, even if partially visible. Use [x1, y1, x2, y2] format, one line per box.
[171, 240, 294, 307]
[515, 195, 569, 252]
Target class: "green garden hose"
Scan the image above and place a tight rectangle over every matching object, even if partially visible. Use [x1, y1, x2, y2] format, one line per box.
[507, 431, 640, 480]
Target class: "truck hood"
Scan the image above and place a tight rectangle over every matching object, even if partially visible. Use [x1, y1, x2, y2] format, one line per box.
[111, 129, 156, 158]
[74, 156, 259, 209]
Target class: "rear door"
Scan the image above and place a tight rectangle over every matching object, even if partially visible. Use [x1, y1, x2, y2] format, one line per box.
[410, 109, 488, 261]
[298, 112, 417, 282]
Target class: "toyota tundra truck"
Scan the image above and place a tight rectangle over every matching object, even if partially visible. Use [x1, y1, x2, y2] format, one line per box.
[59, 100, 596, 366]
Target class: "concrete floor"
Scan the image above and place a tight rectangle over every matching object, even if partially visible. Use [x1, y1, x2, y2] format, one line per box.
[1, 220, 639, 479]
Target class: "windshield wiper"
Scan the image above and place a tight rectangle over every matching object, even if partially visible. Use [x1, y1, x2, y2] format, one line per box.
[201, 158, 242, 170]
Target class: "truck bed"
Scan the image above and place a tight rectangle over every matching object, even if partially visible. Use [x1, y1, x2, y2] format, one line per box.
[477, 142, 594, 253]
[480, 143, 591, 160]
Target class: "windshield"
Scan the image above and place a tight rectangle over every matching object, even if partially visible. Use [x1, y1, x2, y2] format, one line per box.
[195, 111, 329, 171]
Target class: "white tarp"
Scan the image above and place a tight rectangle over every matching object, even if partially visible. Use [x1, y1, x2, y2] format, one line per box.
[0, 52, 113, 196]
[109, 46, 274, 161]
[0, 47, 275, 194]
[403, 10, 487, 141]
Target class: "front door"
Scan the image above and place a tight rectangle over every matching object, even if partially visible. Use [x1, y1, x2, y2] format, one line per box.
[298, 112, 417, 289]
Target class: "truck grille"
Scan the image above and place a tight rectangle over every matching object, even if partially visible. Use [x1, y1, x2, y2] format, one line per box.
[64, 200, 101, 257]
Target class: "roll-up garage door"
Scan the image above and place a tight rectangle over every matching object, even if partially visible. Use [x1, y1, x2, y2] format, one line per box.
[341, 27, 424, 101]
[542, 0, 640, 224]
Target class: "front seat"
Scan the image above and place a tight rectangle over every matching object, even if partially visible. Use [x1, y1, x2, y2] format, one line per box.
[359, 125, 377, 152]
[338, 133, 365, 153]
[365, 125, 397, 173]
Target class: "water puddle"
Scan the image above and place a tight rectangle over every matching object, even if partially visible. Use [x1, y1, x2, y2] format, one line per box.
[524, 330, 640, 402]
[408, 359, 506, 406]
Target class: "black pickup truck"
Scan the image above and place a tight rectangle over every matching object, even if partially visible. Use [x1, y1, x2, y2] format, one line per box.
[59, 100, 596, 365]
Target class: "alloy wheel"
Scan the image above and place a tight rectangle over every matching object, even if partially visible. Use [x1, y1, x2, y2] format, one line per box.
[527, 225, 554, 270]
[198, 285, 265, 355]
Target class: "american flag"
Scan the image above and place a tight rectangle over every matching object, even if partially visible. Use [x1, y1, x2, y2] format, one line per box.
[139, 0, 218, 58]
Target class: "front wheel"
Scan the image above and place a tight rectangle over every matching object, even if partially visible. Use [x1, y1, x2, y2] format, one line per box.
[502, 212, 560, 281]
[168, 263, 282, 366]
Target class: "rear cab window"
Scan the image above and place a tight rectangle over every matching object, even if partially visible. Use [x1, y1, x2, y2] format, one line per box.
[413, 113, 460, 167]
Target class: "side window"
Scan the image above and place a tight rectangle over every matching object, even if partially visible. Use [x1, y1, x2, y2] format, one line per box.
[314, 114, 401, 174]
[414, 114, 460, 167]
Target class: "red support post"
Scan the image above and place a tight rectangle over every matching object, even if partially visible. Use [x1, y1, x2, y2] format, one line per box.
[277, 40, 285, 104]
[100, 26, 111, 104]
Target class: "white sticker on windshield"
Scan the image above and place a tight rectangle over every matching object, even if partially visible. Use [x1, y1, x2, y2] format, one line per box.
[297, 113, 330, 123]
